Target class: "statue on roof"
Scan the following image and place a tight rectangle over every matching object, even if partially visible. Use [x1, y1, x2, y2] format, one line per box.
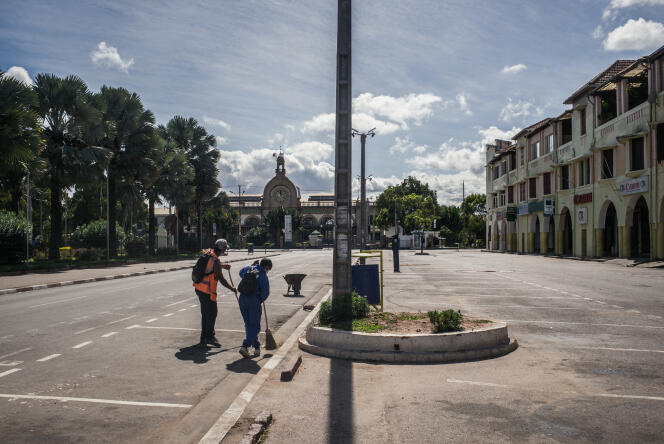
[273, 147, 285, 175]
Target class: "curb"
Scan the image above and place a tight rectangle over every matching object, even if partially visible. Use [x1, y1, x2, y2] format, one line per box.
[239, 412, 273, 444]
[280, 354, 302, 381]
[0, 254, 280, 296]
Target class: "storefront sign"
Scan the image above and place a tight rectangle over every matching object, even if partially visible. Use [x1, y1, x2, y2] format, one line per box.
[517, 203, 529, 216]
[506, 206, 517, 221]
[544, 199, 555, 216]
[528, 200, 544, 213]
[577, 207, 587, 225]
[619, 176, 648, 196]
[574, 192, 593, 204]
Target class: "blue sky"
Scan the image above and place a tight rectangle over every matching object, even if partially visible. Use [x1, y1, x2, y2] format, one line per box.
[2, 0, 664, 204]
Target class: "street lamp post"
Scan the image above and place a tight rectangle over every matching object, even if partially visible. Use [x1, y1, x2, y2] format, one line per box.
[351, 128, 375, 252]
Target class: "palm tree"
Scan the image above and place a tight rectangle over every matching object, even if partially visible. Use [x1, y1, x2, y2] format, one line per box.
[94, 86, 158, 256]
[0, 70, 42, 210]
[159, 116, 220, 247]
[34, 74, 108, 259]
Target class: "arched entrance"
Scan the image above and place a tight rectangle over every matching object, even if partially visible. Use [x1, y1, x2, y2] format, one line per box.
[561, 209, 573, 255]
[501, 221, 507, 250]
[547, 217, 555, 251]
[534, 217, 541, 253]
[603, 203, 618, 257]
[487, 225, 492, 249]
[630, 196, 650, 257]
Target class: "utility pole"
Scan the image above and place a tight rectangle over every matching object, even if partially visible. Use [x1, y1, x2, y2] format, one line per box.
[106, 170, 109, 263]
[333, 0, 352, 305]
[237, 184, 243, 247]
[352, 127, 375, 252]
[25, 168, 30, 262]
[462, 180, 465, 202]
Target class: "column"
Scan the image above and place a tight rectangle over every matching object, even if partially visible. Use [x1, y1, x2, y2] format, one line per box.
[657, 222, 664, 260]
[527, 233, 534, 253]
[540, 232, 548, 254]
[650, 223, 657, 261]
[595, 228, 604, 257]
[555, 230, 562, 255]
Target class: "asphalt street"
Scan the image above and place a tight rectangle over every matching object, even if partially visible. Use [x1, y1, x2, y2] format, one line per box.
[0, 250, 331, 443]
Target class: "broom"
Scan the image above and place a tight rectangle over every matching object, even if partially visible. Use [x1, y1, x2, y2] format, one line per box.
[224, 267, 239, 303]
[263, 302, 277, 350]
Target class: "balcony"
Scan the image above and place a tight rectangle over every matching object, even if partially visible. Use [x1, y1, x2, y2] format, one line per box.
[556, 141, 574, 164]
[594, 101, 649, 149]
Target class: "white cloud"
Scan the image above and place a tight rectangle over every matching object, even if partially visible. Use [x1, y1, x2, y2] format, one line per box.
[603, 0, 664, 20]
[352, 113, 401, 134]
[5, 66, 32, 85]
[603, 18, 664, 51]
[285, 141, 333, 161]
[592, 25, 604, 39]
[90, 41, 134, 73]
[498, 99, 543, 123]
[501, 64, 527, 75]
[456, 93, 472, 116]
[267, 132, 284, 146]
[388, 136, 429, 155]
[301, 113, 335, 133]
[215, 136, 228, 146]
[203, 116, 231, 131]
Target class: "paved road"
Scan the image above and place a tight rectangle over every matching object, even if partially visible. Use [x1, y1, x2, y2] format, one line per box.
[225, 250, 664, 444]
[0, 250, 331, 443]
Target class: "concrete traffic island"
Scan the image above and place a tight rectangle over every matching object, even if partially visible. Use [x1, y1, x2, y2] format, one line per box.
[298, 322, 518, 363]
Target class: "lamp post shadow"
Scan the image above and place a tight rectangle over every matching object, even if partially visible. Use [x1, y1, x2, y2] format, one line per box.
[327, 358, 354, 444]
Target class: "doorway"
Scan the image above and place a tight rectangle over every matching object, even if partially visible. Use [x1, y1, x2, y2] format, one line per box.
[630, 196, 650, 257]
[603, 203, 618, 257]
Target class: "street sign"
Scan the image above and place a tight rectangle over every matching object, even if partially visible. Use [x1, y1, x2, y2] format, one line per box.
[212, 223, 217, 236]
[506, 206, 517, 221]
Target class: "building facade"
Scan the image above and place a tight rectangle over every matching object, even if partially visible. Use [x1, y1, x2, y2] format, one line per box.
[228, 153, 380, 247]
[486, 45, 664, 260]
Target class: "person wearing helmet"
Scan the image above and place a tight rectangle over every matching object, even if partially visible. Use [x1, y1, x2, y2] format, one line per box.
[193, 239, 236, 348]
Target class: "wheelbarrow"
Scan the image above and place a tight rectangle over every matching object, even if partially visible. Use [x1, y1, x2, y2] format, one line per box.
[283, 273, 307, 297]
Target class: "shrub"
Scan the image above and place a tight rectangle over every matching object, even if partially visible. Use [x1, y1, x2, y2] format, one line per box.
[427, 309, 463, 333]
[71, 220, 124, 249]
[74, 248, 105, 261]
[246, 226, 269, 245]
[318, 292, 370, 325]
[124, 235, 146, 258]
[156, 247, 177, 256]
[0, 210, 27, 264]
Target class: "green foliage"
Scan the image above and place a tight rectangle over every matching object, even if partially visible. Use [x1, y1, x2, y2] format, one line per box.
[246, 226, 269, 245]
[427, 309, 463, 333]
[156, 247, 177, 256]
[0, 210, 27, 264]
[124, 234, 146, 258]
[375, 177, 438, 234]
[70, 219, 124, 249]
[73, 248, 104, 261]
[318, 292, 370, 325]
[461, 193, 486, 218]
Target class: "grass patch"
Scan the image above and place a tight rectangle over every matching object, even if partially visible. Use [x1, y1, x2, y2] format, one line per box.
[398, 313, 426, 321]
[351, 318, 387, 333]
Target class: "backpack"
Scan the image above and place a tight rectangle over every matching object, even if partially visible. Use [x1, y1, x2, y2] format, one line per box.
[237, 268, 260, 295]
[192, 253, 213, 283]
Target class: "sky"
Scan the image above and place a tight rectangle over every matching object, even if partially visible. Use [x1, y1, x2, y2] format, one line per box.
[2, 0, 664, 205]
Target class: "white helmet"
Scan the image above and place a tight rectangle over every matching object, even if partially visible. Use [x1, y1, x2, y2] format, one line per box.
[214, 239, 228, 252]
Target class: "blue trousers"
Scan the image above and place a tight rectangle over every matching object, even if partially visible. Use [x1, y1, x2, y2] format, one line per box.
[239, 294, 262, 348]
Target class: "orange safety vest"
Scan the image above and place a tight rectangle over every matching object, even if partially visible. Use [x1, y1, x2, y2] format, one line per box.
[193, 250, 219, 301]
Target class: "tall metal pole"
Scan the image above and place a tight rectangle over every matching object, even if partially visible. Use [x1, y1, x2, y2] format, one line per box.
[106, 170, 110, 262]
[352, 128, 374, 252]
[237, 185, 243, 247]
[26, 169, 30, 262]
[333, 0, 352, 304]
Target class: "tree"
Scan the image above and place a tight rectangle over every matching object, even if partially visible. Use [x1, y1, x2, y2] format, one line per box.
[0, 70, 42, 210]
[265, 206, 301, 244]
[202, 192, 236, 242]
[374, 177, 438, 234]
[34, 74, 109, 259]
[461, 193, 486, 218]
[94, 86, 159, 256]
[461, 194, 486, 247]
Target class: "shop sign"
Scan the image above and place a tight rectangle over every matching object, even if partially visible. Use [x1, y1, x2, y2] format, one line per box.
[573, 193, 593, 204]
[544, 199, 555, 216]
[619, 176, 648, 196]
[506, 206, 517, 221]
[517, 203, 529, 216]
[528, 200, 544, 213]
[577, 207, 587, 225]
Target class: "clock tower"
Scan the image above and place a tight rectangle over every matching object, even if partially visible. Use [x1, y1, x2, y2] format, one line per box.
[262, 152, 300, 211]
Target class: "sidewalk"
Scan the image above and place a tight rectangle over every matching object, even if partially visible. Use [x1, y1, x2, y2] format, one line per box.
[0, 250, 280, 294]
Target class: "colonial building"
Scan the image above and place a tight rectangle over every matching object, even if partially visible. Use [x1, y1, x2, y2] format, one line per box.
[486, 45, 664, 260]
[228, 153, 381, 247]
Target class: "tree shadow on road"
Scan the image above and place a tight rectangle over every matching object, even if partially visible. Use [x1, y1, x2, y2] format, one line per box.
[175, 344, 229, 364]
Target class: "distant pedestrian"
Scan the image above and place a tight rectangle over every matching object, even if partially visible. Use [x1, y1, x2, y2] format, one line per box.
[237, 258, 272, 358]
[193, 239, 236, 348]
[392, 234, 400, 272]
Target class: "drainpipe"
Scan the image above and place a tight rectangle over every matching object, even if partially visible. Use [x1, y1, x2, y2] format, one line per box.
[647, 61, 657, 259]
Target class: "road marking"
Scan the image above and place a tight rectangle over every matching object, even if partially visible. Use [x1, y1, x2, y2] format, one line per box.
[0, 347, 31, 360]
[572, 346, 664, 354]
[199, 288, 331, 444]
[146, 318, 158, 323]
[190, 304, 198, 308]
[447, 379, 510, 388]
[598, 394, 664, 402]
[0, 361, 22, 367]
[178, 308, 187, 312]
[500, 319, 664, 329]
[165, 299, 190, 308]
[106, 315, 136, 325]
[133, 326, 255, 334]
[36, 354, 61, 362]
[163, 313, 174, 317]
[126, 325, 140, 330]
[0, 369, 21, 378]
[0, 393, 191, 408]
[30, 295, 87, 308]
[72, 341, 92, 349]
[102, 332, 118, 338]
[74, 327, 96, 335]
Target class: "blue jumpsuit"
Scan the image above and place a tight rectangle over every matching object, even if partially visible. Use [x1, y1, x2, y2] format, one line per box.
[238, 265, 270, 348]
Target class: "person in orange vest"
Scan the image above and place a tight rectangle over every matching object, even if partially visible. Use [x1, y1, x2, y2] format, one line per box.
[193, 239, 236, 348]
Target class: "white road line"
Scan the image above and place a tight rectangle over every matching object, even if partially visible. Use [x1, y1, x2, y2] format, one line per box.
[199, 288, 331, 444]
[0, 347, 31, 361]
[106, 315, 136, 325]
[500, 319, 664, 329]
[146, 318, 158, 323]
[165, 299, 190, 308]
[190, 304, 198, 308]
[102, 332, 118, 338]
[178, 308, 187, 312]
[0, 393, 191, 408]
[0, 369, 22, 378]
[74, 327, 96, 335]
[163, 313, 174, 317]
[573, 346, 664, 354]
[598, 393, 664, 402]
[72, 341, 92, 349]
[29, 295, 87, 308]
[36, 354, 61, 362]
[0, 361, 22, 367]
[126, 325, 140, 330]
[447, 379, 510, 388]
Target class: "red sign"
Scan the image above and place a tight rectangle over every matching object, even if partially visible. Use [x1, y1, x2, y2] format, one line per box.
[574, 193, 592, 204]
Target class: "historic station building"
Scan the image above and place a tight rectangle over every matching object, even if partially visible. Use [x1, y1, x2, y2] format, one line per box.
[486, 45, 664, 260]
[228, 153, 380, 246]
